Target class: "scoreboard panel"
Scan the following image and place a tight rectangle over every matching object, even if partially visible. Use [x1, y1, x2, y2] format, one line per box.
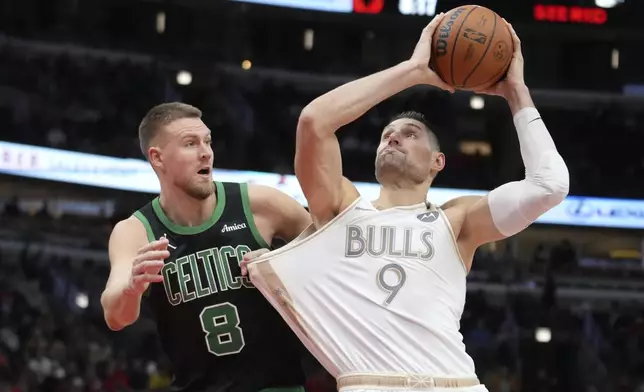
[229, 0, 640, 29]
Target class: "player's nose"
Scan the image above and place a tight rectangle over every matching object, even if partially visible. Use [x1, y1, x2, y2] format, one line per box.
[199, 144, 213, 161]
[388, 133, 401, 146]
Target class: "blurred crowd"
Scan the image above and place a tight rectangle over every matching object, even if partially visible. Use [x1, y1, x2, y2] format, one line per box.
[1, 41, 644, 198]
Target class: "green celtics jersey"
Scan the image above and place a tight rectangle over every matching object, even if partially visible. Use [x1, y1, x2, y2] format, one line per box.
[133, 181, 305, 392]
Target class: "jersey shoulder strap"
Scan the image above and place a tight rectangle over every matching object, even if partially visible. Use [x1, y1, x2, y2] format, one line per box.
[133, 200, 157, 242]
[217, 181, 245, 225]
[218, 181, 270, 249]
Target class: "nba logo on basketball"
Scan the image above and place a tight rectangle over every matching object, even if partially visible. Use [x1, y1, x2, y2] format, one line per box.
[463, 28, 488, 45]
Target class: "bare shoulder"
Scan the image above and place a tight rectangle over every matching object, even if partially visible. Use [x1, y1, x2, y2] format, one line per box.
[312, 176, 361, 227]
[245, 183, 312, 243]
[111, 216, 146, 239]
[246, 183, 299, 210]
[108, 216, 148, 258]
[339, 176, 361, 208]
[440, 195, 488, 270]
[440, 195, 483, 211]
[439, 196, 484, 246]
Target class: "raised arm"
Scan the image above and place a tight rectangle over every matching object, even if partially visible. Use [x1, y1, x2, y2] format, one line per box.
[100, 217, 168, 330]
[295, 13, 453, 226]
[448, 23, 569, 262]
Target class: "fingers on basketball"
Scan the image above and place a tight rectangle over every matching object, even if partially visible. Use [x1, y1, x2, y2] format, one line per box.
[503, 19, 522, 55]
[430, 12, 445, 26]
[424, 12, 444, 36]
[432, 76, 455, 93]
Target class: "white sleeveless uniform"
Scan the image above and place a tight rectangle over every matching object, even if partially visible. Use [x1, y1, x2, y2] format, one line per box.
[248, 198, 488, 392]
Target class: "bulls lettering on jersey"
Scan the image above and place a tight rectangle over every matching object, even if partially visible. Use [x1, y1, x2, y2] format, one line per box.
[345, 224, 434, 261]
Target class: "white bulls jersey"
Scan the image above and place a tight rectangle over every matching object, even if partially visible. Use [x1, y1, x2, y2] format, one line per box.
[248, 197, 476, 379]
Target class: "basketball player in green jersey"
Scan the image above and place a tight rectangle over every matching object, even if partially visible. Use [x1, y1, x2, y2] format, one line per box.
[100, 102, 312, 392]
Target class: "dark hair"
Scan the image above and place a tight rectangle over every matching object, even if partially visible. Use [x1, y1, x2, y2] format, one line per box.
[388, 111, 440, 152]
[138, 102, 202, 157]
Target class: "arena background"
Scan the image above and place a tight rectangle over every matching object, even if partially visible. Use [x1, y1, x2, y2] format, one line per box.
[1, 0, 644, 391]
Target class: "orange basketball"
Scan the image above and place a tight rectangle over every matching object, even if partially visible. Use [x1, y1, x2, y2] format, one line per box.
[430, 5, 513, 91]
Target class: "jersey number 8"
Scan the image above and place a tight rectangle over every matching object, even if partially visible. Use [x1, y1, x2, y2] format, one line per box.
[199, 302, 246, 356]
[377, 263, 407, 306]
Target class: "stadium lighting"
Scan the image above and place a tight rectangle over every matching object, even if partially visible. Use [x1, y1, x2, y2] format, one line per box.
[156, 12, 166, 34]
[611, 48, 619, 69]
[176, 70, 192, 85]
[470, 95, 484, 110]
[595, 0, 618, 8]
[535, 327, 551, 343]
[304, 29, 314, 51]
[76, 293, 89, 309]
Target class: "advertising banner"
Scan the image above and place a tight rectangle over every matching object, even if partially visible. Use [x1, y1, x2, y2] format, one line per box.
[1, 141, 643, 230]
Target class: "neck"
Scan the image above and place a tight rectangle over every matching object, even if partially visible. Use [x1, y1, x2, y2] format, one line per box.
[373, 182, 431, 210]
[158, 183, 216, 227]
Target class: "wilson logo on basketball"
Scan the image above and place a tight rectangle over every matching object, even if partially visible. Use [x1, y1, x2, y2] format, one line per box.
[434, 7, 468, 57]
[221, 223, 247, 233]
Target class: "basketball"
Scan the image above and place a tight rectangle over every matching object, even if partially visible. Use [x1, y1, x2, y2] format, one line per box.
[430, 5, 514, 91]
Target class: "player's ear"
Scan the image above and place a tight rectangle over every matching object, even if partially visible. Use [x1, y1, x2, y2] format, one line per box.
[149, 146, 164, 171]
[432, 152, 445, 172]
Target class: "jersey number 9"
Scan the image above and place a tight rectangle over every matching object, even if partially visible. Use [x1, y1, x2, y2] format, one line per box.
[376, 263, 407, 306]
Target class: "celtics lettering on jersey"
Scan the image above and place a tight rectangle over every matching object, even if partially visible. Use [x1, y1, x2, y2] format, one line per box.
[162, 244, 253, 306]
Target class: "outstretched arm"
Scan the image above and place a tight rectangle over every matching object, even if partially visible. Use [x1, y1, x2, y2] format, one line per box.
[450, 23, 569, 255]
[295, 13, 453, 226]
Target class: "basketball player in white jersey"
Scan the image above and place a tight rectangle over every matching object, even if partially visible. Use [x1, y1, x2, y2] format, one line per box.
[242, 15, 569, 392]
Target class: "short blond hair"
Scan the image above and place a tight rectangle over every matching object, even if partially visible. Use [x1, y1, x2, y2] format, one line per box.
[138, 102, 202, 157]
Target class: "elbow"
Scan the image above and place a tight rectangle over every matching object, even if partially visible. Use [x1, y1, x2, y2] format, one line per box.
[100, 292, 136, 331]
[297, 107, 320, 136]
[103, 310, 137, 331]
[298, 105, 335, 139]
[105, 316, 127, 332]
[102, 305, 127, 331]
[539, 155, 570, 207]
[544, 180, 568, 207]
